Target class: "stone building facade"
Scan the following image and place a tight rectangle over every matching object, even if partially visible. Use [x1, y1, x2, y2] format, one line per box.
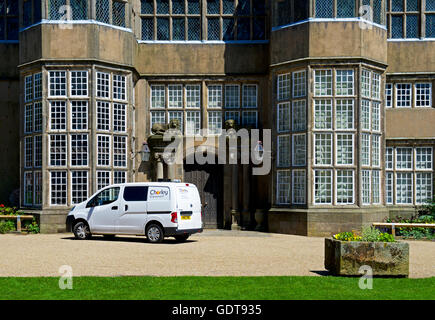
[0, 0, 433, 235]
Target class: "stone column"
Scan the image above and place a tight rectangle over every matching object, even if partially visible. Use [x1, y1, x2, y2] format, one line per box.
[231, 163, 240, 230]
[241, 164, 251, 229]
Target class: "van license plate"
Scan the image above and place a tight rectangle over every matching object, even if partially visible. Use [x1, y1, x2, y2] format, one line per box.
[181, 215, 191, 220]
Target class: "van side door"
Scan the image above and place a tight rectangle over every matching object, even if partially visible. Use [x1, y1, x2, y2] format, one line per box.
[87, 187, 121, 233]
[116, 186, 149, 234]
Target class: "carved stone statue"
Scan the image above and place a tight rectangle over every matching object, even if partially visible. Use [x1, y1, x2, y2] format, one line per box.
[225, 119, 236, 130]
[151, 119, 180, 135]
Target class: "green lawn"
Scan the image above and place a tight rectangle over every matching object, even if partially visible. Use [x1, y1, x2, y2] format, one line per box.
[0, 276, 434, 300]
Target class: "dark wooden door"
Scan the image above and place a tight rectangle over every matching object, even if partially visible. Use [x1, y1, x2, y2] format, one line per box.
[184, 163, 223, 228]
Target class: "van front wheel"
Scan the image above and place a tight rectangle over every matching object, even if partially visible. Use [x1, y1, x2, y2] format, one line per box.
[73, 221, 91, 240]
[146, 224, 164, 243]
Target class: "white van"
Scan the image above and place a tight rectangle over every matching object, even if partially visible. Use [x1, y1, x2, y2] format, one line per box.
[66, 182, 203, 243]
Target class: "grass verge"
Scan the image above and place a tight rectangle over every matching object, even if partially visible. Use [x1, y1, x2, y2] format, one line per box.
[0, 276, 434, 300]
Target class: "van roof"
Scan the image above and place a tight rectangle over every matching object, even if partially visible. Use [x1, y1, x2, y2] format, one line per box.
[110, 182, 197, 187]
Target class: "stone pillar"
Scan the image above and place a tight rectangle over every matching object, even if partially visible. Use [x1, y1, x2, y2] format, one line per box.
[241, 164, 251, 229]
[231, 163, 240, 230]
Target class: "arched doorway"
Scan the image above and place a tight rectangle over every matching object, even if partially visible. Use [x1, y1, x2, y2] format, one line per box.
[183, 163, 223, 229]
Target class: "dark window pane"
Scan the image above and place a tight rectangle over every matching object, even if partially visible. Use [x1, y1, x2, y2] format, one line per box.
[253, 1, 266, 15]
[223, 0, 234, 14]
[425, 14, 435, 37]
[406, 15, 418, 38]
[223, 18, 235, 40]
[142, 17, 154, 40]
[173, 18, 185, 40]
[188, 0, 200, 14]
[96, 0, 110, 23]
[294, 0, 308, 22]
[253, 17, 265, 40]
[0, 18, 5, 40]
[337, 0, 355, 18]
[6, 0, 18, 15]
[208, 18, 220, 40]
[391, 15, 403, 38]
[237, 17, 250, 40]
[275, 0, 291, 27]
[316, 0, 333, 18]
[141, 0, 154, 14]
[406, 0, 419, 11]
[157, 17, 169, 40]
[0, 1, 4, 15]
[392, 0, 404, 12]
[237, 0, 250, 15]
[157, 0, 169, 14]
[71, 0, 87, 20]
[123, 187, 148, 202]
[6, 16, 18, 40]
[188, 17, 201, 40]
[207, 0, 220, 14]
[23, 0, 32, 27]
[34, 0, 42, 23]
[172, 0, 185, 14]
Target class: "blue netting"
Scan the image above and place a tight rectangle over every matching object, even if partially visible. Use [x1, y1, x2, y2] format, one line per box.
[407, 0, 419, 11]
[223, 0, 235, 14]
[141, 0, 154, 14]
[406, 14, 419, 38]
[207, 0, 220, 14]
[316, 0, 333, 18]
[391, 15, 403, 38]
[373, 0, 383, 24]
[173, 18, 185, 40]
[172, 0, 185, 14]
[96, 0, 110, 23]
[237, 0, 250, 15]
[188, 0, 200, 14]
[48, 0, 67, 20]
[157, 17, 169, 40]
[392, 0, 404, 12]
[157, 0, 169, 14]
[237, 17, 250, 40]
[427, 0, 435, 11]
[337, 0, 355, 18]
[223, 18, 235, 40]
[208, 18, 220, 40]
[253, 17, 265, 40]
[426, 14, 435, 37]
[71, 0, 87, 20]
[188, 17, 201, 40]
[142, 18, 153, 40]
[112, 1, 126, 27]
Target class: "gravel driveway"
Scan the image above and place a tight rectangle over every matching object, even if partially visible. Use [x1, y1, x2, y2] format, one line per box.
[0, 230, 433, 278]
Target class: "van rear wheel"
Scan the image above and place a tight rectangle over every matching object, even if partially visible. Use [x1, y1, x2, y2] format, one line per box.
[73, 221, 91, 240]
[146, 224, 164, 243]
[174, 234, 189, 242]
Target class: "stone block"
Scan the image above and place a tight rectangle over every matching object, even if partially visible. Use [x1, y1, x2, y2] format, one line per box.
[324, 238, 409, 277]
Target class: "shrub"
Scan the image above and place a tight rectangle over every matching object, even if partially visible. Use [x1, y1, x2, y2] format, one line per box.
[361, 226, 382, 242]
[0, 204, 21, 216]
[25, 218, 40, 234]
[0, 220, 16, 234]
